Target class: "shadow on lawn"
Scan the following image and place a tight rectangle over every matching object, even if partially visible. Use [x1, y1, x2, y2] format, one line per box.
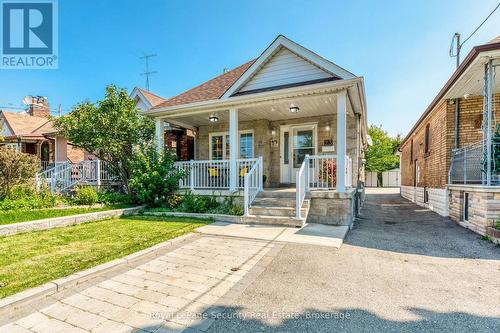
[135, 305, 500, 333]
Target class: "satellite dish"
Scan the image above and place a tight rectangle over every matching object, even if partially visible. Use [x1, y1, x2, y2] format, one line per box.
[22, 95, 33, 105]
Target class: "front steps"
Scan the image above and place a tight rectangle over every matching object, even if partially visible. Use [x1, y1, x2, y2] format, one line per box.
[244, 190, 309, 227]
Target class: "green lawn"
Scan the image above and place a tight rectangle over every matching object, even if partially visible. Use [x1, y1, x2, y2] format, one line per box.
[0, 215, 209, 298]
[0, 205, 132, 226]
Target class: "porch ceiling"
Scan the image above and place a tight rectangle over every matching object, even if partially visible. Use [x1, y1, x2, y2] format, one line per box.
[444, 52, 500, 99]
[164, 93, 354, 127]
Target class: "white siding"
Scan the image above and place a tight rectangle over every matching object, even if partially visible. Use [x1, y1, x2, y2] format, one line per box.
[238, 47, 333, 93]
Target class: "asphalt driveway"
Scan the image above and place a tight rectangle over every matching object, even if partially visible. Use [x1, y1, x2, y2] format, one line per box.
[205, 188, 500, 333]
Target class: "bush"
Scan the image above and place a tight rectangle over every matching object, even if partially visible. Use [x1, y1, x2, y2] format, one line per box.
[129, 148, 184, 206]
[73, 186, 98, 206]
[179, 191, 218, 213]
[97, 191, 131, 205]
[166, 193, 182, 209]
[0, 184, 59, 211]
[0, 149, 39, 199]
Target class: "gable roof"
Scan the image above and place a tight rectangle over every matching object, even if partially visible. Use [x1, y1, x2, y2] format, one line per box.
[222, 35, 355, 98]
[152, 60, 255, 110]
[401, 36, 500, 145]
[151, 35, 355, 111]
[0, 110, 55, 138]
[136, 88, 167, 107]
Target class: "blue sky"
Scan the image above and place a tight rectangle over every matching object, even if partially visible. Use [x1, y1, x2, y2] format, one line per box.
[1, 0, 499, 136]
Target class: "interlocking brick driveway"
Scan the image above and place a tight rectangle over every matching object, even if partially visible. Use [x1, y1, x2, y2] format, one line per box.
[0, 235, 281, 333]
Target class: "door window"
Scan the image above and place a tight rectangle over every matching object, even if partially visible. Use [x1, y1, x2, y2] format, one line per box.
[293, 129, 314, 168]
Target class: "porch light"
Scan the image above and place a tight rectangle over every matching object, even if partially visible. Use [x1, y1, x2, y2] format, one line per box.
[289, 104, 300, 113]
[325, 123, 331, 132]
[209, 113, 219, 122]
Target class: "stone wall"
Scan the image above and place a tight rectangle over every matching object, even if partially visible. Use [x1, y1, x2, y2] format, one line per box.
[448, 185, 500, 236]
[400, 185, 448, 216]
[196, 114, 359, 187]
[306, 189, 356, 226]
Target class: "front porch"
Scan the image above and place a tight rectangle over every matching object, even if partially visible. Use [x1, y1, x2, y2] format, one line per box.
[154, 85, 364, 225]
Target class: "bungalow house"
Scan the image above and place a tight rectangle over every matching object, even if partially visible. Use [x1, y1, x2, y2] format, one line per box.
[399, 36, 500, 238]
[0, 96, 86, 170]
[139, 35, 368, 227]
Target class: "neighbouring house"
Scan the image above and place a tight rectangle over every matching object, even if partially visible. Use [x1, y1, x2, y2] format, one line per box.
[138, 35, 368, 227]
[399, 36, 500, 238]
[0, 96, 87, 170]
[131, 87, 195, 160]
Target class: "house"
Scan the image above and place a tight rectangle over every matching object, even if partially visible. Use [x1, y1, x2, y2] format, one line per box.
[0, 96, 86, 170]
[399, 36, 500, 237]
[139, 35, 368, 227]
[131, 88, 195, 160]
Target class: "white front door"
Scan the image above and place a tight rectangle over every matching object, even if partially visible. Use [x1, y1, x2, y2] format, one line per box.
[280, 124, 317, 184]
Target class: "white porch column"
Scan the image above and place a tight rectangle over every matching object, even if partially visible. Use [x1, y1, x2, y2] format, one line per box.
[336, 91, 347, 192]
[155, 118, 164, 153]
[229, 108, 238, 191]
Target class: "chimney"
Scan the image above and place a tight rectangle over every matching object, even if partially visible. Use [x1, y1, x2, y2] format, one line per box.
[28, 96, 50, 118]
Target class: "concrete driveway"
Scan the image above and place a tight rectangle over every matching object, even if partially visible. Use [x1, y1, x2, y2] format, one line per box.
[205, 188, 500, 333]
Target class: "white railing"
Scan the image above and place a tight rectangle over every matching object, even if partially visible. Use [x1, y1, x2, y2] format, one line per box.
[307, 154, 353, 189]
[37, 160, 119, 193]
[244, 157, 263, 215]
[296, 158, 308, 219]
[174, 158, 258, 190]
[40, 161, 53, 171]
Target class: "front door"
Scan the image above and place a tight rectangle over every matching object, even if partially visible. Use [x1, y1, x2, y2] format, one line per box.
[280, 124, 317, 184]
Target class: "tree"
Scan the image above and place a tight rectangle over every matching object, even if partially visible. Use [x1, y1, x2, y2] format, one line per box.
[365, 124, 401, 173]
[0, 148, 39, 199]
[53, 85, 154, 192]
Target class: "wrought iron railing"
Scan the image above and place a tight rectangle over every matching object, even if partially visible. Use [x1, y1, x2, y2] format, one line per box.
[448, 142, 500, 185]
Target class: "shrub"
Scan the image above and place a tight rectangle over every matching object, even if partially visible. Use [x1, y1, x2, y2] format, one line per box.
[166, 193, 182, 209]
[129, 148, 184, 206]
[74, 186, 98, 206]
[97, 191, 131, 205]
[0, 149, 39, 199]
[179, 191, 218, 213]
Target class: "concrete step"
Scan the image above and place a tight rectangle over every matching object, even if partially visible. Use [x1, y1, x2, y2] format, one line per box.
[257, 191, 296, 199]
[242, 215, 304, 228]
[249, 206, 308, 217]
[252, 197, 310, 208]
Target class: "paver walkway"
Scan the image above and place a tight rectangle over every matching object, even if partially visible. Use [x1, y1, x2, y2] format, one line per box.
[0, 235, 280, 333]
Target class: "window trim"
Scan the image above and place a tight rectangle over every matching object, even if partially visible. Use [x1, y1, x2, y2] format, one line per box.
[209, 130, 254, 160]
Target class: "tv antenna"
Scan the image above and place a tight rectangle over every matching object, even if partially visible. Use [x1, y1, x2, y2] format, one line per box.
[140, 53, 157, 91]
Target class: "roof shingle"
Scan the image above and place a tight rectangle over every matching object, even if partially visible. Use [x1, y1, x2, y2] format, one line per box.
[153, 59, 255, 110]
[0, 111, 55, 137]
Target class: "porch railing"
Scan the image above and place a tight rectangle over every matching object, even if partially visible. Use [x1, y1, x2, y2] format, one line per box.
[306, 154, 353, 190]
[174, 158, 258, 190]
[37, 160, 120, 193]
[448, 142, 500, 185]
[296, 158, 308, 219]
[244, 157, 263, 215]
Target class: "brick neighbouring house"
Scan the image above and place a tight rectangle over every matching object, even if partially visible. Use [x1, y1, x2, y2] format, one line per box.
[400, 36, 500, 238]
[0, 96, 87, 169]
[131, 87, 194, 161]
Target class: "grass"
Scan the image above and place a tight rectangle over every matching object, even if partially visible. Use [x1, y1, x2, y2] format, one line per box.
[0, 215, 209, 298]
[0, 204, 132, 226]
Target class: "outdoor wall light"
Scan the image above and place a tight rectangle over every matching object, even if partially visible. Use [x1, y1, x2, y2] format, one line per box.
[325, 123, 331, 132]
[209, 113, 219, 122]
[271, 127, 276, 136]
[289, 103, 300, 113]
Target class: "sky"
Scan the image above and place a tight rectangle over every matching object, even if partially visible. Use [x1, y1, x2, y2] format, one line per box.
[1, 0, 499, 136]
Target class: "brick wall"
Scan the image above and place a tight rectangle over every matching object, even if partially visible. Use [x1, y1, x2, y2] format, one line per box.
[401, 100, 448, 188]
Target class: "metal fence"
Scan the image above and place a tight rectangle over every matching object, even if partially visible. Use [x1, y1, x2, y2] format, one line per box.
[448, 142, 500, 185]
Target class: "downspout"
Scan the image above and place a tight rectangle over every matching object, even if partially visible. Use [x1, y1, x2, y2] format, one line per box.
[453, 98, 460, 149]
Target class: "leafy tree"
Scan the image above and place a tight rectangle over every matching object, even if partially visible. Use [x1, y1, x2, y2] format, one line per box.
[0, 148, 39, 199]
[365, 125, 401, 173]
[53, 85, 154, 192]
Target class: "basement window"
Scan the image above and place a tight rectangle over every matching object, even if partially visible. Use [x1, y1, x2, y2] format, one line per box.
[463, 192, 469, 222]
[423, 187, 429, 203]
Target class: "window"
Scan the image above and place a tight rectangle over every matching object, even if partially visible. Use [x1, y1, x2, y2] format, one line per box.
[463, 192, 469, 222]
[209, 131, 253, 159]
[239, 132, 253, 158]
[424, 124, 430, 154]
[283, 131, 289, 165]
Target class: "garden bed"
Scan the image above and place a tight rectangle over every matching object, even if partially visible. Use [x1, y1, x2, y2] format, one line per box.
[0, 215, 209, 298]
